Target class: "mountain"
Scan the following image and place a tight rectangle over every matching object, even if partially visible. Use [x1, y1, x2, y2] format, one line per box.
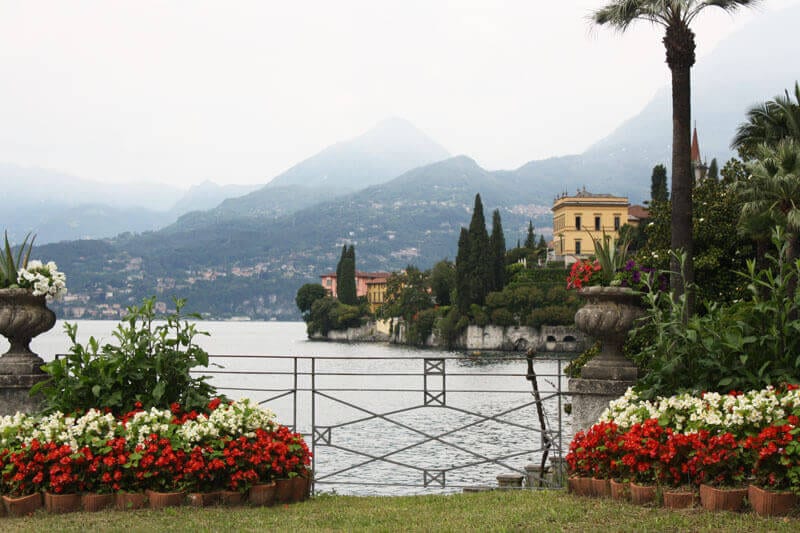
[265, 117, 450, 191]
[171, 118, 453, 224]
[168, 181, 261, 217]
[41, 156, 552, 320]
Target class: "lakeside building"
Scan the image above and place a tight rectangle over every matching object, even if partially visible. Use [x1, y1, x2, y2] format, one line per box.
[552, 188, 647, 264]
[320, 271, 390, 312]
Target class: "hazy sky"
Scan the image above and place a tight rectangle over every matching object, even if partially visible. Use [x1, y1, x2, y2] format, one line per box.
[1, 0, 797, 188]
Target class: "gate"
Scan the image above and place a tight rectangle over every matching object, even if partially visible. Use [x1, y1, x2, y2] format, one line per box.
[205, 354, 570, 495]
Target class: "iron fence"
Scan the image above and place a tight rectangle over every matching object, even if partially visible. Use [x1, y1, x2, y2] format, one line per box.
[201, 354, 571, 495]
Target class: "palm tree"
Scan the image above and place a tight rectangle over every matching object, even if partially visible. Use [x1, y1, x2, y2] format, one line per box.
[593, 0, 761, 315]
[738, 139, 800, 265]
[732, 82, 800, 160]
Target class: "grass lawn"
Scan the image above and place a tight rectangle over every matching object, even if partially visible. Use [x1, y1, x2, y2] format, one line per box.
[3, 490, 799, 532]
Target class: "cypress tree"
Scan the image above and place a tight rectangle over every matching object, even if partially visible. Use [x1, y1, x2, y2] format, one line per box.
[524, 220, 536, 249]
[455, 227, 471, 314]
[335, 244, 346, 298]
[707, 158, 719, 182]
[467, 194, 491, 307]
[489, 209, 506, 292]
[651, 164, 669, 203]
[338, 245, 357, 305]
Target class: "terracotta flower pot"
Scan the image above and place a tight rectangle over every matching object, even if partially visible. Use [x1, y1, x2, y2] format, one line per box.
[699, 484, 747, 512]
[145, 489, 185, 509]
[290, 476, 310, 502]
[248, 482, 277, 506]
[44, 491, 82, 514]
[186, 491, 222, 507]
[590, 477, 610, 498]
[629, 482, 657, 505]
[662, 488, 696, 509]
[748, 485, 798, 517]
[609, 479, 630, 501]
[275, 478, 296, 504]
[2, 493, 43, 517]
[220, 490, 245, 506]
[82, 492, 115, 512]
[567, 476, 593, 497]
[115, 491, 148, 511]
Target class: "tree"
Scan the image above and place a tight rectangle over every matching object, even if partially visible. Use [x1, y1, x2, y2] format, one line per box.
[335, 244, 346, 292]
[524, 220, 536, 249]
[738, 140, 800, 267]
[295, 283, 327, 318]
[455, 227, 471, 314]
[594, 0, 760, 316]
[466, 194, 492, 308]
[378, 266, 432, 322]
[707, 158, 719, 182]
[489, 209, 507, 292]
[650, 164, 669, 203]
[430, 259, 456, 306]
[338, 245, 357, 305]
[732, 82, 800, 160]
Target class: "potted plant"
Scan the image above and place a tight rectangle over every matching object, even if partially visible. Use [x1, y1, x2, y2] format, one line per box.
[744, 422, 799, 516]
[565, 428, 595, 497]
[693, 432, 749, 512]
[0, 231, 66, 368]
[620, 419, 664, 505]
[1, 440, 46, 516]
[567, 234, 646, 381]
[658, 430, 700, 509]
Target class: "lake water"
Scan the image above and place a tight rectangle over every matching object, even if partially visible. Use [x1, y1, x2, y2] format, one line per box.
[3, 320, 573, 495]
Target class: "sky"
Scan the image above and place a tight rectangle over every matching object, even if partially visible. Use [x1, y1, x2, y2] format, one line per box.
[1, 0, 798, 189]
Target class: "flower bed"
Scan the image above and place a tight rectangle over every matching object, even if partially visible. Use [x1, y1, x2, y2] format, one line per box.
[567, 384, 800, 511]
[0, 398, 311, 513]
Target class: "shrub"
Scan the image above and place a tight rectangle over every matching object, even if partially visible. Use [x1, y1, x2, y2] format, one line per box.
[33, 297, 221, 415]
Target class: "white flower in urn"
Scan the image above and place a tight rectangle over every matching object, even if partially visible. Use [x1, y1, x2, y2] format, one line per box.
[1, 231, 67, 299]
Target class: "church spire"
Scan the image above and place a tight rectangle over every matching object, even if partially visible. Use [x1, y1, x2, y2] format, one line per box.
[691, 125, 701, 164]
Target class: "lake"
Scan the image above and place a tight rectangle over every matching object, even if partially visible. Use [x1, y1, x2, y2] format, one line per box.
[3, 320, 573, 495]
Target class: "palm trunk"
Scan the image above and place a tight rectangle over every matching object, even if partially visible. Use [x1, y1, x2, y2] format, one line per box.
[665, 24, 696, 317]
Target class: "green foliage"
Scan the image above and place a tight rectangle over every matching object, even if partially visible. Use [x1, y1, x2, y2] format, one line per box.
[591, 230, 630, 285]
[295, 283, 328, 318]
[455, 194, 495, 313]
[489, 209, 507, 293]
[337, 245, 357, 305]
[469, 304, 489, 328]
[524, 220, 536, 249]
[32, 297, 220, 415]
[407, 308, 439, 346]
[650, 164, 669, 203]
[637, 167, 753, 306]
[634, 237, 800, 399]
[306, 296, 364, 336]
[733, 81, 800, 160]
[0, 231, 34, 288]
[378, 266, 432, 323]
[564, 341, 600, 378]
[527, 305, 575, 328]
[707, 158, 719, 182]
[434, 306, 467, 350]
[430, 260, 456, 306]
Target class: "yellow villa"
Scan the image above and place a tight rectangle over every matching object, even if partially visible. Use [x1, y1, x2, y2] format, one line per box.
[552, 188, 638, 264]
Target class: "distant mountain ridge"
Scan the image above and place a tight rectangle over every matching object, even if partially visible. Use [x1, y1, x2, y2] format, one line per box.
[265, 117, 450, 191]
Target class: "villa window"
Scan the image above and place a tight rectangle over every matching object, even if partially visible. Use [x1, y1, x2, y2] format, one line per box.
[594, 216, 601, 231]
[575, 240, 581, 255]
[575, 216, 581, 230]
[614, 216, 621, 230]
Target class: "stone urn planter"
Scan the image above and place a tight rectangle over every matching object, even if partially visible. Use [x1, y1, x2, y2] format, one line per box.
[573, 286, 644, 381]
[569, 286, 645, 431]
[0, 288, 55, 370]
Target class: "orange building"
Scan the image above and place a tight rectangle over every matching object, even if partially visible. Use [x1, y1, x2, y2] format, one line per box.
[320, 271, 390, 311]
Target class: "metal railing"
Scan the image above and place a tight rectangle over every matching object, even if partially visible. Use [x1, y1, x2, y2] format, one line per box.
[201, 354, 570, 495]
